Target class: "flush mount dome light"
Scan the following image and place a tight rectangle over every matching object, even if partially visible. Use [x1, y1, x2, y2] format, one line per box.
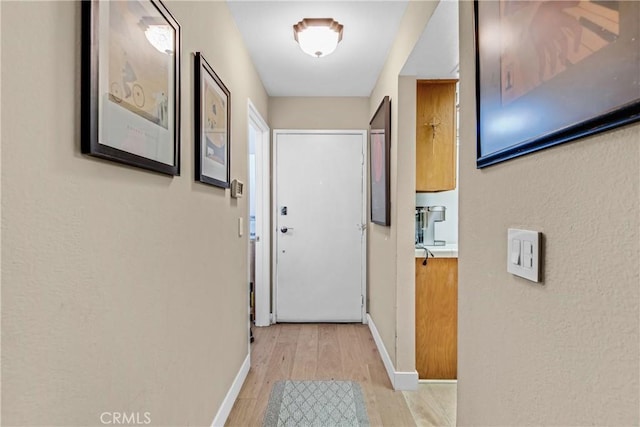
[293, 18, 343, 58]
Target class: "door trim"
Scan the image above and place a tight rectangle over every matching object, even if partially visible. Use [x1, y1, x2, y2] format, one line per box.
[271, 129, 368, 323]
[248, 100, 270, 327]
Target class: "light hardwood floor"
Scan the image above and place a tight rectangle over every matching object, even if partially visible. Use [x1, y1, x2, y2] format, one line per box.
[225, 323, 417, 426]
[226, 324, 458, 426]
[403, 383, 456, 426]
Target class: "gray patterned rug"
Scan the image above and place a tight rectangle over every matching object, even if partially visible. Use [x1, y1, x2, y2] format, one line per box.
[262, 380, 370, 427]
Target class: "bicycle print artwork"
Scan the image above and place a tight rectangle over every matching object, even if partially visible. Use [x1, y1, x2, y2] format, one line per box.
[108, 1, 171, 129]
[81, 0, 180, 175]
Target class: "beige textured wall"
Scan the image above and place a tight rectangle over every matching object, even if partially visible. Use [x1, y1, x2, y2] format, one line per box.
[395, 76, 417, 371]
[1, 1, 267, 425]
[368, 1, 437, 371]
[269, 97, 369, 130]
[0, 3, 3, 422]
[457, 1, 639, 425]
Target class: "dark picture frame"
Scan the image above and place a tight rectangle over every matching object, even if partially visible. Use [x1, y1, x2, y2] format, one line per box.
[81, 0, 181, 175]
[369, 96, 391, 226]
[194, 52, 231, 188]
[475, 1, 640, 168]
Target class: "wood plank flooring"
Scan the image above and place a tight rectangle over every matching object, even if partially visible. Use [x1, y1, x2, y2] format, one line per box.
[225, 323, 417, 426]
[403, 383, 456, 426]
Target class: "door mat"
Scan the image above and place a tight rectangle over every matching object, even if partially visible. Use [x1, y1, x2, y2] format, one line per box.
[262, 380, 370, 427]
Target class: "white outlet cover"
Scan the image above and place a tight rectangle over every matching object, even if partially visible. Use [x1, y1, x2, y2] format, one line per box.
[507, 228, 541, 283]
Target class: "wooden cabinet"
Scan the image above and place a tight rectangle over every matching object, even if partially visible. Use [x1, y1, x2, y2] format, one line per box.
[415, 258, 457, 379]
[416, 80, 457, 192]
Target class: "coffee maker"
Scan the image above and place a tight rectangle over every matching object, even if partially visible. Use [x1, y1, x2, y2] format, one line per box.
[415, 205, 446, 246]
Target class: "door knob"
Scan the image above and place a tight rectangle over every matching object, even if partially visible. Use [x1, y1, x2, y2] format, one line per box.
[280, 226, 294, 233]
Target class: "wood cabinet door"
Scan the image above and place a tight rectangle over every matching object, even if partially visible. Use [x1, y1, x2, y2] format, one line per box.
[416, 80, 457, 192]
[415, 258, 458, 379]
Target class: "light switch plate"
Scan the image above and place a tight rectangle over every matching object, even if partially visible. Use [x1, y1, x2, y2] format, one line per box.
[507, 228, 541, 283]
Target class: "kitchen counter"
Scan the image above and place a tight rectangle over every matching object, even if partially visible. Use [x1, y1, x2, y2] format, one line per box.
[415, 243, 458, 258]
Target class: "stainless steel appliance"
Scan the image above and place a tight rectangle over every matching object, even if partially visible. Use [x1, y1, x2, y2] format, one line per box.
[415, 205, 446, 246]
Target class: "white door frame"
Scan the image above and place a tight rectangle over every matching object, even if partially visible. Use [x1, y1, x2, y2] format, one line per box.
[271, 129, 368, 323]
[248, 100, 271, 327]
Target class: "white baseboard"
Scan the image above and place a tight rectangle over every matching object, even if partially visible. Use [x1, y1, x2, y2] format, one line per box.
[366, 314, 396, 387]
[419, 379, 457, 384]
[366, 314, 418, 391]
[395, 371, 419, 391]
[211, 353, 250, 427]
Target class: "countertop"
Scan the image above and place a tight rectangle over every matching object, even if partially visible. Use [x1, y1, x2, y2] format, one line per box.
[415, 243, 458, 258]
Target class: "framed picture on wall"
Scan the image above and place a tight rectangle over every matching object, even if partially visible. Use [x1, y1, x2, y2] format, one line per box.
[475, 1, 640, 168]
[81, 0, 181, 175]
[369, 96, 391, 226]
[194, 52, 231, 188]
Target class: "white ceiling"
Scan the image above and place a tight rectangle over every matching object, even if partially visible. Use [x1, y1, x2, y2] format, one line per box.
[401, 0, 459, 79]
[227, 0, 459, 97]
[227, 1, 409, 97]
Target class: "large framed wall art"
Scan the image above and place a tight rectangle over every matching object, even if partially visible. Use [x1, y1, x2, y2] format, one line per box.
[475, 1, 640, 168]
[369, 96, 391, 226]
[194, 52, 231, 189]
[81, 0, 181, 175]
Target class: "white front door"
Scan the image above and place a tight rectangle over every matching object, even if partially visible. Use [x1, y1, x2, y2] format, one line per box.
[274, 131, 366, 323]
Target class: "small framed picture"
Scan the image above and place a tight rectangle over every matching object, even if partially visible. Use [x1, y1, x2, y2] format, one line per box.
[194, 52, 231, 188]
[369, 96, 391, 226]
[81, 0, 181, 175]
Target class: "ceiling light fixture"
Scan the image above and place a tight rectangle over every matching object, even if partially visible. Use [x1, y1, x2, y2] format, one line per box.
[293, 18, 343, 58]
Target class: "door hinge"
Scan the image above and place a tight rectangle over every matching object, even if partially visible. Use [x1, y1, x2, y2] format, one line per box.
[361, 295, 364, 307]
